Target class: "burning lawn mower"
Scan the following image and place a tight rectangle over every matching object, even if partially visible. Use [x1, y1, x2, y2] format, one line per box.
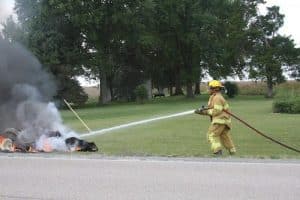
[0, 128, 98, 153]
[0, 39, 99, 154]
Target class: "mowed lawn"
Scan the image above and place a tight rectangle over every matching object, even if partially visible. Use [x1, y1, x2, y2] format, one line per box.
[61, 95, 300, 158]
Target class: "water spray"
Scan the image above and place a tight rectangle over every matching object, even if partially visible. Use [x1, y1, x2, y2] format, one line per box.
[80, 110, 194, 138]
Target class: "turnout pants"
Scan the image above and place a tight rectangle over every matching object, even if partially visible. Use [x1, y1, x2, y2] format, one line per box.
[207, 124, 236, 154]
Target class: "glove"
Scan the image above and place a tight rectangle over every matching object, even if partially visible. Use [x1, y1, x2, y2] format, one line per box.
[194, 108, 207, 115]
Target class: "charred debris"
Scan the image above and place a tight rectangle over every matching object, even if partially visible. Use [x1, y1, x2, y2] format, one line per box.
[0, 128, 98, 153]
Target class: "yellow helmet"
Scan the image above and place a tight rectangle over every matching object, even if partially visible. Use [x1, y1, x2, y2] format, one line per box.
[208, 80, 223, 88]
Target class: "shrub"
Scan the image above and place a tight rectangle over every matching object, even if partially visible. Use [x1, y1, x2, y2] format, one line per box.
[273, 82, 300, 113]
[134, 84, 148, 104]
[273, 101, 293, 113]
[273, 100, 300, 113]
[224, 81, 238, 98]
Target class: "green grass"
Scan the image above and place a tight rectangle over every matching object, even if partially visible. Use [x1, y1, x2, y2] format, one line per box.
[60, 95, 300, 158]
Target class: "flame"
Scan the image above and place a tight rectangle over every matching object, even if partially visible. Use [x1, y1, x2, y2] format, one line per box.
[67, 146, 81, 152]
[0, 136, 6, 144]
[1, 131, 97, 153]
[12, 144, 16, 152]
[41, 138, 53, 152]
[28, 146, 38, 153]
[75, 146, 81, 151]
[0, 136, 14, 152]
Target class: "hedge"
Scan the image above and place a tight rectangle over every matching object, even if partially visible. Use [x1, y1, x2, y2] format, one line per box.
[273, 82, 300, 114]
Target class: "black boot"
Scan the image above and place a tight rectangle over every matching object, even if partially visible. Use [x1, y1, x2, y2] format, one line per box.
[229, 148, 236, 155]
[213, 150, 222, 156]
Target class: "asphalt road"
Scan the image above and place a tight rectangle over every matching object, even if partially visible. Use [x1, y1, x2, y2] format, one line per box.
[0, 154, 299, 200]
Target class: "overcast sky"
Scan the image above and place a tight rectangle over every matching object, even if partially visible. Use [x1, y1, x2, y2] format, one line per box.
[0, 0, 14, 21]
[0, 0, 300, 47]
[262, 0, 300, 47]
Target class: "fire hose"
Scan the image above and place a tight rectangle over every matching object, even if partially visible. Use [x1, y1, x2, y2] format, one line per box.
[200, 106, 300, 153]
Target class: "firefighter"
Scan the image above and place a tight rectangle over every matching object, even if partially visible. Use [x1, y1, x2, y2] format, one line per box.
[195, 80, 236, 156]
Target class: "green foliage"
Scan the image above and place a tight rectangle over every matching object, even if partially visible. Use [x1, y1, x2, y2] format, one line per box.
[273, 82, 300, 113]
[273, 100, 300, 113]
[161, 0, 255, 97]
[3, 0, 300, 105]
[224, 81, 238, 98]
[56, 77, 88, 107]
[68, 0, 156, 103]
[134, 84, 148, 104]
[247, 6, 300, 97]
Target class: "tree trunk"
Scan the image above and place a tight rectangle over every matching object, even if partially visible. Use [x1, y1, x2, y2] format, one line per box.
[186, 80, 194, 98]
[143, 79, 152, 99]
[194, 80, 200, 95]
[169, 84, 173, 96]
[266, 77, 274, 98]
[184, 57, 194, 98]
[99, 72, 112, 104]
[174, 84, 183, 95]
[158, 86, 164, 94]
[107, 75, 114, 100]
[174, 64, 184, 95]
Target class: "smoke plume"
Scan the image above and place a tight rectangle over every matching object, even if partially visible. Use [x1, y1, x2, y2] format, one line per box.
[0, 38, 76, 147]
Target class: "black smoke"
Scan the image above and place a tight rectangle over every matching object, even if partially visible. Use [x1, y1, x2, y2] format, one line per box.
[0, 38, 60, 142]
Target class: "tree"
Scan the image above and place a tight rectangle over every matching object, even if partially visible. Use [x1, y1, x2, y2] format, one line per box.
[286, 47, 300, 81]
[67, 0, 156, 104]
[1, 16, 26, 44]
[3, 0, 89, 105]
[5, 0, 298, 103]
[153, 0, 220, 98]
[151, 0, 184, 96]
[248, 6, 300, 97]
[115, 0, 157, 100]
[153, 0, 255, 97]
